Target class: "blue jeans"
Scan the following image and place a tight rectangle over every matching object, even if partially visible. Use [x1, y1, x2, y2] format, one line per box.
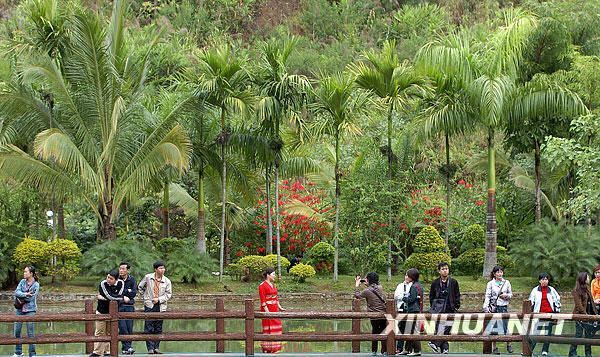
[119, 305, 135, 351]
[14, 310, 36, 356]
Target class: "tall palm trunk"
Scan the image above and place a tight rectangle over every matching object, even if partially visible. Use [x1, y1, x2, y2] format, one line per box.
[265, 166, 273, 254]
[386, 104, 393, 281]
[333, 132, 340, 281]
[56, 201, 65, 238]
[196, 168, 206, 253]
[275, 157, 282, 277]
[444, 133, 451, 247]
[161, 181, 170, 238]
[483, 128, 497, 277]
[219, 108, 227, 281]
[534, 140, 541, 224]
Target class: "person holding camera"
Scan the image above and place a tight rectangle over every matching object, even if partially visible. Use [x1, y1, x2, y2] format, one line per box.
[355, 272, 387, 357]
[483, 265, 513, 354]
[428, 262, 460, 354]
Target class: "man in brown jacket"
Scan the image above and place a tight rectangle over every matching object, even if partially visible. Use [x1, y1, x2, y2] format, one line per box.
[355, 272, 387, 356]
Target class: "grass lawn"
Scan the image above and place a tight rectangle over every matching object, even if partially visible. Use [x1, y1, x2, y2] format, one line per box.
[35, 274, 540, 295]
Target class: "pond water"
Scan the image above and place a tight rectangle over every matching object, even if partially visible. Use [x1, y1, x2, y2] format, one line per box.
[0, 298, 597, 356]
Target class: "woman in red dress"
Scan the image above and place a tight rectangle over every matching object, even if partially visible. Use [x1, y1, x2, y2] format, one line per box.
[258, 267, 286, 353]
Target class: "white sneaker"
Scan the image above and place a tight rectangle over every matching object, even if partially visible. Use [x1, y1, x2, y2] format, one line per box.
[13, 354, 24, 357]
[427, 341, 440, 353]
[407, 352, 421, 356]
[542, 352, 548, 356]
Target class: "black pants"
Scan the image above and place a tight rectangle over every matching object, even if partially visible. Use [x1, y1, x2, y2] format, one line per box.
[370, 319, 387, 353]
[568, 321, 598, 357]
[530, 319, 555, 354]
[431, 321, 452, 352]
[119, 304, 135, 351]
[144, 304, 163, 352]
[397, 316, 421, 353]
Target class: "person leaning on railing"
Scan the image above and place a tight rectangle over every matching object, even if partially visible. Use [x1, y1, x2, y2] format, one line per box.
[568, 272, 599, 357]
[527, 272, 561, 356]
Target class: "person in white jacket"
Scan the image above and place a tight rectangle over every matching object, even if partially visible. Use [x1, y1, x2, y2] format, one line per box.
[483, 265, 513, 355]
[528, 272, 561, 356]
[394, 278, 412, 354]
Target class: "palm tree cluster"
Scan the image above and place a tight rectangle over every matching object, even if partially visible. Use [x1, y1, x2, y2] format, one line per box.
[0, 1, 588, 279]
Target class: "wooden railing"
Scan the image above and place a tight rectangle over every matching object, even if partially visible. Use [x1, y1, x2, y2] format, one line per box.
[1, 299, 600, 356]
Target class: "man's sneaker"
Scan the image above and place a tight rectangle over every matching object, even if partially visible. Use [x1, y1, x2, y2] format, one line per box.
[507, 344, 514, 353]
[88, 354, 100, 357]
[541, 352, 548, 356]
[12, 354, 24, 357]
[428, 341, 440, 353]
[407, 352, 421, 356]
[399, 351, 410, 355]
[127, 348, 135, 355]
[122, 351, 129, 355]
[153, 350, 163, 355]
[442, 350, 449, 354]
[493, 347, 500, 355]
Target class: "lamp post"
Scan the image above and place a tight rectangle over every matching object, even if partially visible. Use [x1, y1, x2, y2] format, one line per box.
[46, 210, 56, 241]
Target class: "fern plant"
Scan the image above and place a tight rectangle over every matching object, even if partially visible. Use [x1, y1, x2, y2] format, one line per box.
[510, 219, 600, 286]
[81, 239, 159, 278]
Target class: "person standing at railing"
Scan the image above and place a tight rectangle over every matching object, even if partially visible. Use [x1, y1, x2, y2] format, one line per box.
[13, 265, 40, 357]
[90, 269, 128, 357]
[394, 274, 411, 355]
[427, 262, 460, 355]
[138, 261, 172, 355]
[568, 272, 599, 357]
[591, 265, 600, 309]
[483, 265, 513, 355]
[354, 271, 387, 357]
[259, 267, 286, 353]
[528, 272, 561, 357]
[118, 261, 137, 355]
[399, 268, 424, 356]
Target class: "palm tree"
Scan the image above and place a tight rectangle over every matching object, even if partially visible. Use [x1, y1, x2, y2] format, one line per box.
[0, 1, 191, 240]
[255, 37, 311, 277]
[414, 33, 475, 248]
[193, 45, 254, 279]
[349, 39, 426, 280]
[311, 72, 368, 281]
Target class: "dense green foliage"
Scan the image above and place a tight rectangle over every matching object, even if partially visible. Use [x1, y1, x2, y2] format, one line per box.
[289, 263, 316, 283]
[0, 0, 598, 287]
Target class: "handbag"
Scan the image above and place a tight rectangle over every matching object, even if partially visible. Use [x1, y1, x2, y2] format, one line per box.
[14, 297, 25, 310]
[488, 280, 507, 313]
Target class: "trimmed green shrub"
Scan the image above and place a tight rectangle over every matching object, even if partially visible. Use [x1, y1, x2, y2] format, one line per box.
[454, 246, 513, 278]
[226, 263, 243, 281]
[460, 224, 485, 253]
[47, 238, 82, 281]
[13, 237, 49, 269]
[306, 242, 335, 272]
[403, 252, 451, 280]
[289, 263, 316, 283]
[405, 226, 449, 280]
[412, 226, 445, 253]
[238, 255, 271, 281]
[264, 254, 290, 271]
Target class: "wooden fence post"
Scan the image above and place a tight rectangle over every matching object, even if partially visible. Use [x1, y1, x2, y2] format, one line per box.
[85, 299, 94, 354]
[522, 299, 533, 356]
[386, 299, 396, 355]
[109, 300, 119, 357]
[216, 298, 225, 353]
[245, 299, 255, 356]
[351, 299, 361, 353]
[482, 312, 492, 354]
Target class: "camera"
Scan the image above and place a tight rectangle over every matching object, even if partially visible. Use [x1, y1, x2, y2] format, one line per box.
[360, 279, 366, 283]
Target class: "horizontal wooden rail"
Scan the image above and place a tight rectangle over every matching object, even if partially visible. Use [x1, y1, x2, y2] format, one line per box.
[2, 298, 600, 357]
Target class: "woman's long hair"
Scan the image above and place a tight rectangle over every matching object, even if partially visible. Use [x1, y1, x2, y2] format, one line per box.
[26, 265, 39, 282]
[575, 272, 589, 295]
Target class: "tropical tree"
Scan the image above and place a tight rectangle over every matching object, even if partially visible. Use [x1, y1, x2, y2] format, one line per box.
[349, 39, 426, 280]
[311, 72, 368, 281]
[255, 37, 312, 277]
[413, 32, 475, 248]
[192, 45, 254, 278]
[0, 1, 191, 240]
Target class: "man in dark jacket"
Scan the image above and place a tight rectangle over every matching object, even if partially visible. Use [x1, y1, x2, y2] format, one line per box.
[90, 270, 128, 357]
[428, 262, 460, 354]
[118, 262, 137, 355]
